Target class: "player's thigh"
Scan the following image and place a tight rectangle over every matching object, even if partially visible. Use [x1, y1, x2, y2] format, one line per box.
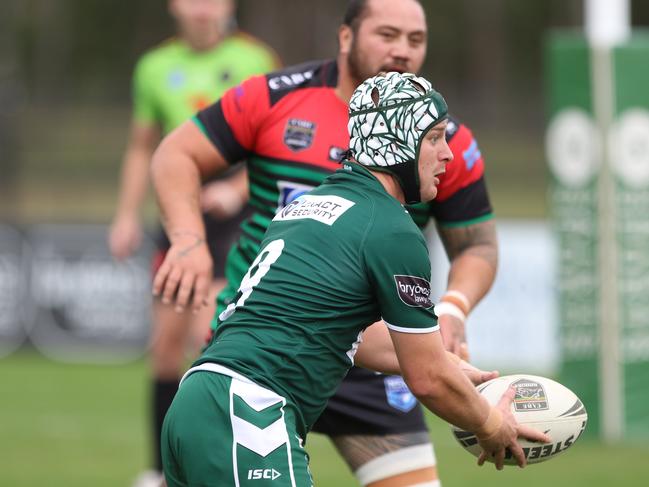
[151, 301, 190, 373]
[331, 433, 437, 487]
[162, 370, 312, 487]
[188, 280, 222, 354]
[313, 369, 437, 485]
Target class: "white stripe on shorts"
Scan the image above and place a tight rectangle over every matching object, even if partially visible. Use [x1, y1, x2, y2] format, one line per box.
[180, 363, 299, 487]
[179, 362, 254, 386]
[354, 443, 437, 486]
[228, 374, 298, 487]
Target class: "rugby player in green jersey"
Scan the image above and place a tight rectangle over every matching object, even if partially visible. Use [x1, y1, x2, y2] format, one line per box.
[154, 72, 550, 487]
[149, 1, 500, 486]
[107, 1, 278, 485]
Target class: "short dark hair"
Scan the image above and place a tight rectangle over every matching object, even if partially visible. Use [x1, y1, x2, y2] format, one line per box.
[343, 0, 422, 33]
[342, 0, 370, 33]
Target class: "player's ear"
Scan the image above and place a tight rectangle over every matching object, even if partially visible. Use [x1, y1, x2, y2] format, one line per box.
[338, 24, 353, 55]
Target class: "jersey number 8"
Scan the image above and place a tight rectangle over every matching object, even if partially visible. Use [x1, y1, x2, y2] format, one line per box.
[218, 239, 285, 322]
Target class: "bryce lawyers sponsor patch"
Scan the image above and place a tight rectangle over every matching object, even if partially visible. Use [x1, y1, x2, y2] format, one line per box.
[284, 118, 316, 151]
[272, 194, 354, 226]
[394, 275, 433, 308]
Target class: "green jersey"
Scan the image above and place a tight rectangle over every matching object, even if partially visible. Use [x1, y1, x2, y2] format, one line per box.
[194, 61, 492, 331]
[133, 33, 278, 134]
[196, 162, 438, 435]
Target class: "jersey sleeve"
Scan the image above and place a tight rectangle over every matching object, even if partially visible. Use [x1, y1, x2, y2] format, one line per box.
[193, 74, 270, 164]
[131, 56, 158, 126]
[430, 120, 493, 226]
[362, 219, 438, 333]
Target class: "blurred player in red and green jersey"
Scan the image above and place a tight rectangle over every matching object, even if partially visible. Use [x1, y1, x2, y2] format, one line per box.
[107, 1, 279, 485]
[150, 0, 497, 486]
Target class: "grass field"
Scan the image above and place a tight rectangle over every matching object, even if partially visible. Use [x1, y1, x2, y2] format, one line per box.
[1, 351, 647, 487]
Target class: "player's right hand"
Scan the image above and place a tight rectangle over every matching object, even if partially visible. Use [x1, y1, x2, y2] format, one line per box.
[457, 359, 499, 386]
[475, 387, 551, 470]
[152, 231, 213, 314]
[108, 214, 142, 260]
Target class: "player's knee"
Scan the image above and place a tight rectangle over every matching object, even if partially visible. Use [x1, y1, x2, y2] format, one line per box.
[365, 468, 440, 487]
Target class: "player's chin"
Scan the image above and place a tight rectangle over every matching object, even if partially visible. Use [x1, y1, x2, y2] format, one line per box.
[422, 186, 439, 202]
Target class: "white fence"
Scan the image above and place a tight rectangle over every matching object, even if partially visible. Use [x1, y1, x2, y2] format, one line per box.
[429, 219, 558, 375]
[0, 221, 558, 372]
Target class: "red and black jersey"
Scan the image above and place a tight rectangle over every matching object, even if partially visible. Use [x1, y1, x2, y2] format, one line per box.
[194, 59, 492, 258]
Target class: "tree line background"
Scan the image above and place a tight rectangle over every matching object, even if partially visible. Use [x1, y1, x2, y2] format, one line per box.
[1, 0, 648, 222]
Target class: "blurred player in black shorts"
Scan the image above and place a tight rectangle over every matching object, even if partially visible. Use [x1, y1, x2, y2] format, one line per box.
[107, 1, 279, 485]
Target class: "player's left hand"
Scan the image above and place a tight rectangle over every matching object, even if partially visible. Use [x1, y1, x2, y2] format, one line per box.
[476, 387, 552, 469]
[152, 231, 213, 314]
[439, 313, 469, 361]
[458, 359, 499, 386]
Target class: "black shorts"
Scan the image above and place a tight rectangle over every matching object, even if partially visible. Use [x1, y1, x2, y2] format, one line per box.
[152, 206, 251, 279]
[311, 366, 427, 436]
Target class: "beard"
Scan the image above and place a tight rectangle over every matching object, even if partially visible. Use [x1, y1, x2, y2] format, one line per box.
[347, 38, 411, 87]
[347, 37, 375, 86]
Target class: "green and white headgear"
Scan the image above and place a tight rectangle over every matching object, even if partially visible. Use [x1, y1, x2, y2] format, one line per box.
[348, 71, 448, 204]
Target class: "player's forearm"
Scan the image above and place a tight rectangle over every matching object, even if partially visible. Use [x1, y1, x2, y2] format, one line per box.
[392, 330, 493, 432]
[405, 353, 492, 433]
[357, 321, 488, 377]
[445, 252, 496, 307]
[439, 218, 498, 308]
[151, 140, 206, 239]
[355, 324, 486, 375]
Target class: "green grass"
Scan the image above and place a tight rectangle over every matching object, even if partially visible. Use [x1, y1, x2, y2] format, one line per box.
[1, 351, 647, 486]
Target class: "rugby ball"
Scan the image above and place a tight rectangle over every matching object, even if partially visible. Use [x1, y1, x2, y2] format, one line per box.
[452, 374, 587, 465]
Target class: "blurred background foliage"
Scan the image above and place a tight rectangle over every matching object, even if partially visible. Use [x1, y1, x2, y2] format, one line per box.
[1, 0, 649, 223]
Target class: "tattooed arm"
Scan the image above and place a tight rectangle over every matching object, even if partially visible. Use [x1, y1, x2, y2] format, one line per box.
[151, 120, 230, 314]
[436, 219, 498, 359]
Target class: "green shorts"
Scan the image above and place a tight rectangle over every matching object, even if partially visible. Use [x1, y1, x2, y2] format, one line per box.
[162, 364, 313, 487]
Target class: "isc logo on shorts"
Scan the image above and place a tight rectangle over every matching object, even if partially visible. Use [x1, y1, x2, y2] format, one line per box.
[247, 468, 282, 480]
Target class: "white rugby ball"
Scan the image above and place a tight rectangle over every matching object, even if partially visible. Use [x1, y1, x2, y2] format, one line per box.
[452, 374, 587, 465]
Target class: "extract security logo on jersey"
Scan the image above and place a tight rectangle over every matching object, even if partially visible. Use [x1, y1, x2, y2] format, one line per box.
[394, 275, 433, 308]
[273, 194, 355, 226]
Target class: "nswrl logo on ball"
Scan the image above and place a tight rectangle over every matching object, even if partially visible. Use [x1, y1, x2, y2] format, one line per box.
[511, 378, 549, 411]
